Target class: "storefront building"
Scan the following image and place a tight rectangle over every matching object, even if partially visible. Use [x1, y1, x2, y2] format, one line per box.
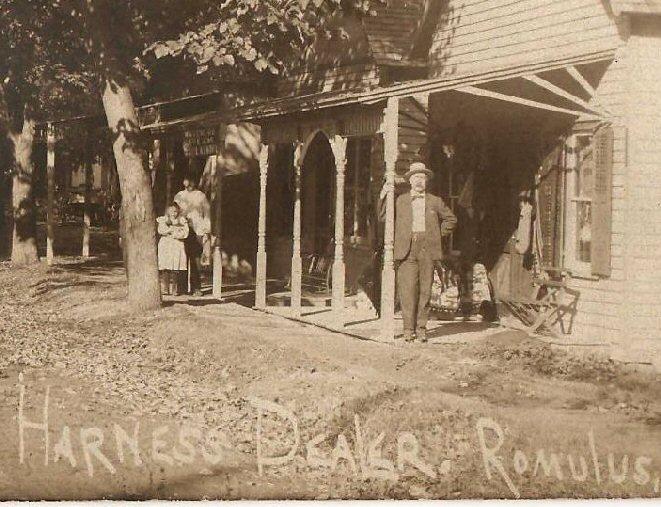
[140, 0, 661, 361]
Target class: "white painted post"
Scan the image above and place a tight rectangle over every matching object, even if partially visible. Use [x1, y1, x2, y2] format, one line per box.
[212, 151, 223, 298]
[380, 97, 399, 342]
[255, 143, 269, 309]
[165, 137, 174, 205]
[46, 124, 55, 266]
[291, 142, 303, 316]
[330, 135, 348, 328]
[82, 144, 92, 258]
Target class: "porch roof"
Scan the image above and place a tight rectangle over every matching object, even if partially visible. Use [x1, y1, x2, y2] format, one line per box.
[139, 47, 616, 131]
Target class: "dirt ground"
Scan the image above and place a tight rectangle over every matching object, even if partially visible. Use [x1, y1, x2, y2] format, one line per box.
[1, 254, 661, 500]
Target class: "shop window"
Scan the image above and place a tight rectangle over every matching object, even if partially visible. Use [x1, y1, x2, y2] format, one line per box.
[563, 127, 614, 278]
[344, 137, 372, 243]
[564, 133, 597, 275]
[574, 135, 595, 264]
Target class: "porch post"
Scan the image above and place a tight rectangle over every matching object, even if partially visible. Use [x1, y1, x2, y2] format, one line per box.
[291, 141, 303, 316]
[212, 125, 225, 298]
[255, 142, 269, 309]
[165, 137, 174, 204]
[82, 140, 93, 258]
[151, 138, 161, 189]
[46, 123, 56, 266]
[380, 97, 399, 341]
[330, 134, 348, 326]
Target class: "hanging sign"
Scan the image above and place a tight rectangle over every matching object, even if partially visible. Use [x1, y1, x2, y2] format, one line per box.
[183, 127, 218, 157]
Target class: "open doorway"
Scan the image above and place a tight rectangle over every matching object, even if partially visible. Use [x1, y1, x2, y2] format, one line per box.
[301, 131, 335, 257]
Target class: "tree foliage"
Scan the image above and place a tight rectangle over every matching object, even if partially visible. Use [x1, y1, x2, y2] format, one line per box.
[0, 1, 97, 127]
[147, 0, 378, 79]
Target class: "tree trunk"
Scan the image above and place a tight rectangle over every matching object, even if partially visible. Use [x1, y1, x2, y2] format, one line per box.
[101, 80, 161, 310]
[10, 118, 39, 265]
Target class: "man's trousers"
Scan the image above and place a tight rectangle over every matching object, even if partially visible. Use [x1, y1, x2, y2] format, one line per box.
[396, 233, 435, 332]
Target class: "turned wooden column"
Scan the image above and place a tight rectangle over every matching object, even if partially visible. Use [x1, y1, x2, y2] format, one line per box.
[165, 137, 175, 205]
[330, 134, 348, 326]
[380, 97, 399, 341]
[255, 143, 269, 309]
[290, 141, 303, 316]
[212, 126, 225, 298]
[151, 138, 161, 189]
[46, 124, 56, 266]
[82, 142, 93, 258]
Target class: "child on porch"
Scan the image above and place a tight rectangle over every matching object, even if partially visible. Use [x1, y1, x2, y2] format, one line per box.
[157, 203, 189, 295]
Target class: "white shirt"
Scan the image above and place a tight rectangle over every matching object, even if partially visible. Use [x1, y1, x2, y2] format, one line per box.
[174, 189, 211, 235]
[411, 191, 426, 232]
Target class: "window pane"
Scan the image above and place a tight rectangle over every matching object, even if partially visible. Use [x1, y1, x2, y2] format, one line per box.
[576, 201, 592, 262]
[576, 137, 595, 199]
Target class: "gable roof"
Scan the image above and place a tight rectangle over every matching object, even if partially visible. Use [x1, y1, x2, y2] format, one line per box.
[363, 0, 427, 65]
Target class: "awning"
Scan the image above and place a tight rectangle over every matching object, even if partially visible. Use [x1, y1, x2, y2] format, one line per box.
[237, 49, 616, 121]
[140, 48, 617, 131]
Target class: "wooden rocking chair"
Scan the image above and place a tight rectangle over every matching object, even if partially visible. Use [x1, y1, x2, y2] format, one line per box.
[301, 253, 333, 293]
[503, 266, 571, 339]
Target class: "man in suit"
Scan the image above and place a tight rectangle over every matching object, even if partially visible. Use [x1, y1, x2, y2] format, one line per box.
[381, 162, 457, 342]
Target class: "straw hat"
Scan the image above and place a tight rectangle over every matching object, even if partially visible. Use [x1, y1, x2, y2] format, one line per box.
[404, 162, 433, 180]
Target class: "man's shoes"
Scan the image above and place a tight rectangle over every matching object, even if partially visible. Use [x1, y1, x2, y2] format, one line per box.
[402, 330, 416, 342]
[416, 328, 428, 343]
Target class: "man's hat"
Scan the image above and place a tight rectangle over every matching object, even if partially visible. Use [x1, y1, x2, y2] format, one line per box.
[404, 162, 433, 180]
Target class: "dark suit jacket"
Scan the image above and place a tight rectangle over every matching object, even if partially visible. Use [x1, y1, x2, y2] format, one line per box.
[381, 192, 457, 261]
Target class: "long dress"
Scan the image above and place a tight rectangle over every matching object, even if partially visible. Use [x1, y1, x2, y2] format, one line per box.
[157, 216, 188, 271]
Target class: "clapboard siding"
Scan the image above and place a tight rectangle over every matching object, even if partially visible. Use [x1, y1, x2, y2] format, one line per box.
[396, 96, 428, 174]
[277, 63, 380, 97]
[612, 0, 661, 15]
[562, 49, 631, 342]
[615, 19, 661, 353]
[430, 0, 623, 78]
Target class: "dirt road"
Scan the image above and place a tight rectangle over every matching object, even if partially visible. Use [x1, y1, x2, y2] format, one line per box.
[1, 258, 660, 500]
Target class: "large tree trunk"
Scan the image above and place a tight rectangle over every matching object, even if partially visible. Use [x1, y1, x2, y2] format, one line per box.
[101, 80, 161, 310]
[10, 118, 39, 265]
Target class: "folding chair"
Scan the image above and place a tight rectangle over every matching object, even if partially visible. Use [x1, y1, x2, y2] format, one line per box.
[503, 266, 571, 339]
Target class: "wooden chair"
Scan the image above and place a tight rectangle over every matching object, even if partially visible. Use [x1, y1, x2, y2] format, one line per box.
[503, 266, 572, 339]
[301, 253, 333, 293]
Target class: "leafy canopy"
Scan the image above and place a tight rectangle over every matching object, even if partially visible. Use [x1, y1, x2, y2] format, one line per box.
[147, 0, 378, 79]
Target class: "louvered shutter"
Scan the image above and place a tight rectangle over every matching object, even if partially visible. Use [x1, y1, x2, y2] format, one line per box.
[591, 126, 614, 277]
[537, 145, 563, 266]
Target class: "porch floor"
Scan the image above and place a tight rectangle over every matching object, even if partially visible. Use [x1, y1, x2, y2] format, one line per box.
[163, 273, 504, 343]
[260, 304, 503, 343]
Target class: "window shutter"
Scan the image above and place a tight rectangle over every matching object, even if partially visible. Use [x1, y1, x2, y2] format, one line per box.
[591, 126, 614, 277]
[536, 145, 563, 266]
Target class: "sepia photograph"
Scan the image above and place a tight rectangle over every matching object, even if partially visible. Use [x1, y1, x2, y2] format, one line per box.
[0, 0, 660, 501]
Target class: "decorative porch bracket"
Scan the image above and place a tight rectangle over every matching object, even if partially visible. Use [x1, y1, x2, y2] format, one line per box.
[566, 65, 596, 97]
[522, 74, 606, 117]
[255, 143, 269, 309]
[290, 141, 303, 317]
[456, 85, 602, 120]
[329, 134, 348, 328]
[380, 96, 399, 342]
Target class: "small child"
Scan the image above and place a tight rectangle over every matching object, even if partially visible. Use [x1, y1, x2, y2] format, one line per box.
[156, 203, 189, 295]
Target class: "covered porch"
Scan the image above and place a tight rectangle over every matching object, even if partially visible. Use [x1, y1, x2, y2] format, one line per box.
[237, 52, 615, 342]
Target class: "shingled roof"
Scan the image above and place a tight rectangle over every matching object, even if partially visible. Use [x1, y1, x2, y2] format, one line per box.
[363, 0, 427, 65]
